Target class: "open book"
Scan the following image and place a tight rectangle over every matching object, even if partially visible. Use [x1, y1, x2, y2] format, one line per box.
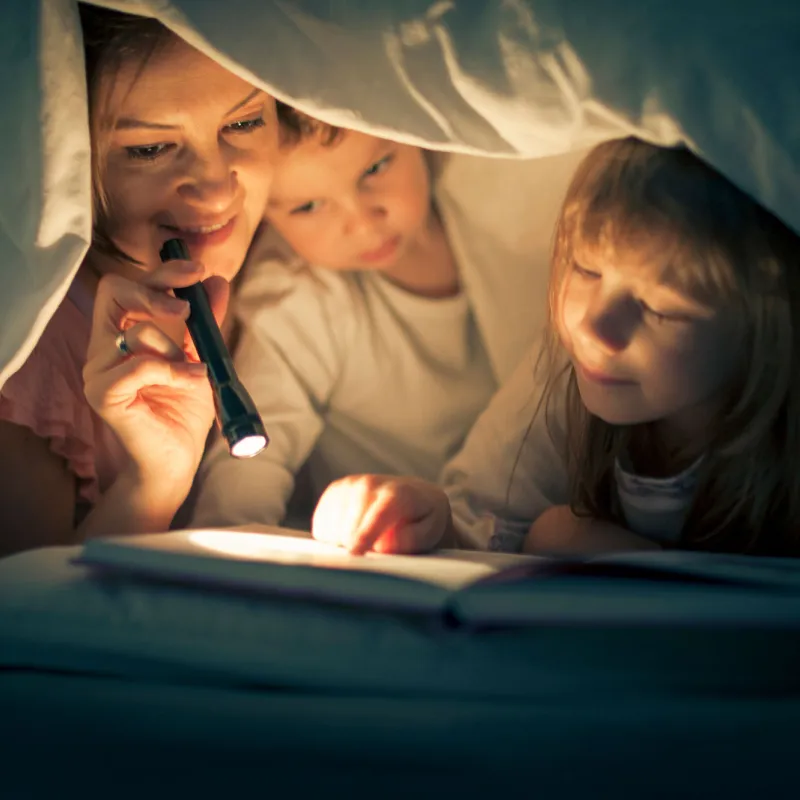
[76, 526, 800, 627]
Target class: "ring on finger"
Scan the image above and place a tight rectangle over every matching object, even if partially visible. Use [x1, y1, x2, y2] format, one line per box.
[115, 330, 131, 357]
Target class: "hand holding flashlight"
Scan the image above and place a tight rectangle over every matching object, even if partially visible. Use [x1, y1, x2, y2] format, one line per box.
[159, 238, 268, 459]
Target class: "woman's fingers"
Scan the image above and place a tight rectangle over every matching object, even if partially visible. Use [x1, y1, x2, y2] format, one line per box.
[86, 320, 187, 376]
[85, 353, 208, 412]
[89, 272, 192, 358]
[89, 263, 233, 369]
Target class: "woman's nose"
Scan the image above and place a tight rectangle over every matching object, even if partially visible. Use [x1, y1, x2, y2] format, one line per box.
[178, 150, 238, 213]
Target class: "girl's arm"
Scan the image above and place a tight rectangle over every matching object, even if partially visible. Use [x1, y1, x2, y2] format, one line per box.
[440, 339, 570, 551]
[523, 505, 661, 555]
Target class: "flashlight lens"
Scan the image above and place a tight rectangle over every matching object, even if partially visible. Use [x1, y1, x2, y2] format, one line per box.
[230, 434, 267, 459]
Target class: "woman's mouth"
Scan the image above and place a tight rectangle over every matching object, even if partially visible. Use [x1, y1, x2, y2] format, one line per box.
[162, 216, 237, 249]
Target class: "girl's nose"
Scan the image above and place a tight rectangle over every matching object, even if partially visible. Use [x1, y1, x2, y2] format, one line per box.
[579, 295, 639, 355]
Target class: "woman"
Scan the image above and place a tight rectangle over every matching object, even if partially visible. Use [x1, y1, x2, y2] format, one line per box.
[0, 6, 277, 556]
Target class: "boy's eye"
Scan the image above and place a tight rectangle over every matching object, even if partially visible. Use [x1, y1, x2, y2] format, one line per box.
[224, 116, 266, 134]
[363, 154, 393, 179]
[125, 143, 173, 161]
[290, 200, 320, 215]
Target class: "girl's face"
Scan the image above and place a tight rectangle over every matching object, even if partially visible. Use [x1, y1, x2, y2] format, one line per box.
[264, 130, 432, 272]
[557, 249, 744, 441]
[97, 37, 278, 282]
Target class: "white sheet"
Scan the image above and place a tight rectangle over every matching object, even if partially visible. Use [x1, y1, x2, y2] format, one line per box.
[2, 0, 798, 384]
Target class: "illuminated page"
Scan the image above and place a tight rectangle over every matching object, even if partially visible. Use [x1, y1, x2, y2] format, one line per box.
[76, 526, 534, 615]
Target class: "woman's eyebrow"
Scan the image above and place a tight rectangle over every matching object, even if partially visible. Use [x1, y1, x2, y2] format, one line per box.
[115, 117, 177, 132]
[225, 88, 263, 116]
[115, 89, 265, 131]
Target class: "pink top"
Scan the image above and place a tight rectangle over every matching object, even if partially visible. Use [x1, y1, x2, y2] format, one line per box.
[0, 283, 127, 507]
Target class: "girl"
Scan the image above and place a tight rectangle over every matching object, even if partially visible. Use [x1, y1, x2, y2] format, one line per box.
[0, 6, 277, 557]
[313, 137, 800, 558]
[189, 106, 497, 531]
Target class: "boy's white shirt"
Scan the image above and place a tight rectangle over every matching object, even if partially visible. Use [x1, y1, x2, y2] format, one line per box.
[190, 227, 497, 528]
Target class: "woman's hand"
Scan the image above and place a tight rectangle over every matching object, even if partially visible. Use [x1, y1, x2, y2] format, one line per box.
[83, 260, 230, 499]
[312, 475, 454, 555]
[524, 505, 661, 556]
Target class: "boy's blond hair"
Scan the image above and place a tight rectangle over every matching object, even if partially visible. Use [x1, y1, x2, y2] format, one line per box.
[537, 137, 800, 555]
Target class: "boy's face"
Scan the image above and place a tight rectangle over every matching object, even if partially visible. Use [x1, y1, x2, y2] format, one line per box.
[264, 130, 432, 271]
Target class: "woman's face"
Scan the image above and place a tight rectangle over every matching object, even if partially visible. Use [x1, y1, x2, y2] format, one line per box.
[96, 36, 277, 282]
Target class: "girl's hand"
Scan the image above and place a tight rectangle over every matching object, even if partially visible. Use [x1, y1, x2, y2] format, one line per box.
[524, 505, 661, 555]
[83, 260, 230, 495]
[312, 475, 453, 555]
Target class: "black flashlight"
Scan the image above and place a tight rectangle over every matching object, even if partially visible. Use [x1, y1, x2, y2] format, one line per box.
[159, 238, 268, 458]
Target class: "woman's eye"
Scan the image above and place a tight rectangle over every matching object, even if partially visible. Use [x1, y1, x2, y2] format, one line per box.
[224, 116, 266, 134]
[363, 154, 393, 178]
[290, 200, 320, 215]
[125, 143, 173, 161]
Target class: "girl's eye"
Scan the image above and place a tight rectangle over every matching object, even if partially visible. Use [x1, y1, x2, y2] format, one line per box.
[641, 303, 690, 324]
[126, 143, 173, 161]
[573, 262, 600, 279]
[224, 116, 266, 134]
[363, 154, 393, 179]
[290, 200, 321, 215]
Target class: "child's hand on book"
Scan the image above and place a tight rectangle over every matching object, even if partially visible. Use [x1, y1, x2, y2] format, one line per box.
[311, 475, 453, 555]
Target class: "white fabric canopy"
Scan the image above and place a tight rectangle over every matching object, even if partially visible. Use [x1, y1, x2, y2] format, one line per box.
[1, 0, 798, 385]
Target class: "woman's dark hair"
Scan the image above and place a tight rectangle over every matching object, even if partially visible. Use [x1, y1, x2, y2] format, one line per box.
[79, 4, 174, 262]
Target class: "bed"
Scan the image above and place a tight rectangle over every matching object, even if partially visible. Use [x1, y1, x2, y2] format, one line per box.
[1, 543, 799, 796]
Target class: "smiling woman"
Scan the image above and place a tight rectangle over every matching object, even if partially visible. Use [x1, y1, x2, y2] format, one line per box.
[0, 5, 278, 557]
[82, 9, 277, 281]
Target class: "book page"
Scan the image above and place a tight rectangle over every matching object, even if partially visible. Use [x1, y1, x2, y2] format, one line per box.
[77, 527, 532, 614]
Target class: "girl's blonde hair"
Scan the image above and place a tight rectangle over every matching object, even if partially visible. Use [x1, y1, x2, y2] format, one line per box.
[79, 5, 175, 263]
[539, 137, 800, 556]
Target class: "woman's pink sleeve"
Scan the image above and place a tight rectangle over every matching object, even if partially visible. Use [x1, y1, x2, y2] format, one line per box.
[0, 321, 101, 505]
